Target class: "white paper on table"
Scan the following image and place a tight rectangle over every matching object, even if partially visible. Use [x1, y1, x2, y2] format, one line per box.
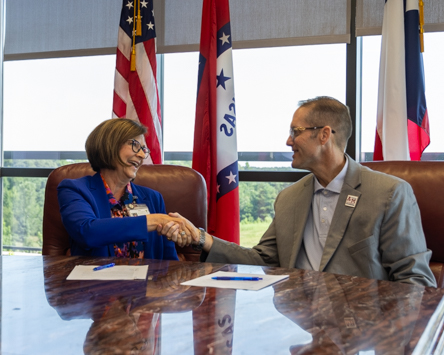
[180, 271, 289, 291]
[66, 265, 149, 280]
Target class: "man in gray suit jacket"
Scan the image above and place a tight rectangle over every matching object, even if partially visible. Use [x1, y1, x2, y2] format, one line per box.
[169, 96, 436, 287]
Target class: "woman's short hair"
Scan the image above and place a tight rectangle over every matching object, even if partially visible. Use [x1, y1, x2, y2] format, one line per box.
[85, 118, 147, 172]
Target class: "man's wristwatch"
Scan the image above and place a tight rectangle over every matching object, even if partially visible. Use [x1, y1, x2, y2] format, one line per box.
[192, 228, 206, 251]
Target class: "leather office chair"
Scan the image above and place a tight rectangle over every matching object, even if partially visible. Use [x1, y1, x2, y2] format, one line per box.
[42, 163, 207, 262]
[362, 161, 444, 287]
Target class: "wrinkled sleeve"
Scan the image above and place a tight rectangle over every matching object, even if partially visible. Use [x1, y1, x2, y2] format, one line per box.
[380, 181, 436, 287]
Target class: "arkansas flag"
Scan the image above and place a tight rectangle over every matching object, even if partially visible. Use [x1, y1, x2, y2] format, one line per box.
[192, 0, 240, 244]
[112, 0, 162, 164]
[374, 0, 430, 161]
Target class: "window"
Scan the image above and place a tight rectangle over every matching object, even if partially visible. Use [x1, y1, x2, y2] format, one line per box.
[164, 44, 346, 169]
[3, 55, 116, 167]
[3, 177, 46, 253]
[360, 32, 444, 161]
[2, 55, 116, 253]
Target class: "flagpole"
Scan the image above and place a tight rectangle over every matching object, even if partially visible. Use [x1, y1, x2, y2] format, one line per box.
[0, 0, 5, 254]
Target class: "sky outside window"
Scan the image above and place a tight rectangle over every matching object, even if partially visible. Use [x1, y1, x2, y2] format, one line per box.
[163, 44, 346, 157]
[3, 35, 443, 160]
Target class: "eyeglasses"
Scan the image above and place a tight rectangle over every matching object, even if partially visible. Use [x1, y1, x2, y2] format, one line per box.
[128, 139, 150, 159]
[289, 126, 336, 139]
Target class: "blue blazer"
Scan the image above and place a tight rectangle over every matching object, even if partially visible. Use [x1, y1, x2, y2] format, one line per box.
[57, 173, 178, 260]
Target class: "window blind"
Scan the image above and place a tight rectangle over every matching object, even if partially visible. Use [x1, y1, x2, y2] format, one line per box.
[5, 0, 351, 59]
[356, 0, 444, 36]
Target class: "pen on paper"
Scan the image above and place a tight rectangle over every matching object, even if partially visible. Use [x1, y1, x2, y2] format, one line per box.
[93, 263, 115, 271]
[211, 277, 263, 281]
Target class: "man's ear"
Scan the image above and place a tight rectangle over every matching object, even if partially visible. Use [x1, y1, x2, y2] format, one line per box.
[319, 126, 333, 145]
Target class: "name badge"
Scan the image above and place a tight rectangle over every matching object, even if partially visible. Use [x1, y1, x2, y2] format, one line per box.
[345, 195, 358, 208]
[127, 203, 150, 217]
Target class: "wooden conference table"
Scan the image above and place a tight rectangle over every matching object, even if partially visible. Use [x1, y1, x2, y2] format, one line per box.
[2, 255, 444, 355]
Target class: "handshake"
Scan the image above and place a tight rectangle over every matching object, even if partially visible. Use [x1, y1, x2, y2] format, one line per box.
[147, 212, 211, 250]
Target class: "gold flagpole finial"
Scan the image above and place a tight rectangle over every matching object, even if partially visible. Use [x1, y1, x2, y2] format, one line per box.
[419, 0, 425, 52]
[136, 0, 142, 36]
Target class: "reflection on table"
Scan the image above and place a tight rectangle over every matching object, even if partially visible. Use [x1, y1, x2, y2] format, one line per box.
[2, 256, 444, 354]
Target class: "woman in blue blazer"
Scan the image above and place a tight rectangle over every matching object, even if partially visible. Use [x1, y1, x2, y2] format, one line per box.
[57, 118, 190, 260]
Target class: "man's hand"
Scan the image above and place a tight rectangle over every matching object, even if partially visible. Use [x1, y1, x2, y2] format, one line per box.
[153, 212, 214, 251]
[147, 213, 192, 247]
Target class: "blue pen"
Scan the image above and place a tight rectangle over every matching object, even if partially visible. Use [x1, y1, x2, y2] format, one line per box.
[212, 276, 263, 281]
[93, 263, 115, 271]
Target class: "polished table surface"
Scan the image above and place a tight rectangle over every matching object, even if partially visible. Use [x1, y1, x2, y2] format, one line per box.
[2, 255, 444, 355]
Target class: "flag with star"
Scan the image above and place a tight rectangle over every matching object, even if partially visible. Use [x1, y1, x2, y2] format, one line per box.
[192, 0, 240, 244]
[374, 0, 430, 161]
[112, 0, 162, 164]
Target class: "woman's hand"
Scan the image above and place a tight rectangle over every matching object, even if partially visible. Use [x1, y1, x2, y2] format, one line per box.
[169, 212, 200, 246]
[147, 213, 195, 247]
[153, 212, 200, 247]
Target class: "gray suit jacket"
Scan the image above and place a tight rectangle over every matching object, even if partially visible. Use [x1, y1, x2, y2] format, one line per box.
[206, 157, 436, 287]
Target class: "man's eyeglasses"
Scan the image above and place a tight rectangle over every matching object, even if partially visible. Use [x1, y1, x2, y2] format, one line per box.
[289, 126, 336, 139]
[128, 139, 150, 159]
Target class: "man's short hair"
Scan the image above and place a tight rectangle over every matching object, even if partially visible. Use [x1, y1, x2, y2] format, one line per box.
[298, 96, 352, 151]
[85, 118, 147, 172]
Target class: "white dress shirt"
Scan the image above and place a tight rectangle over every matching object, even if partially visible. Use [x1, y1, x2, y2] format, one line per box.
[295, 157, 349, 271]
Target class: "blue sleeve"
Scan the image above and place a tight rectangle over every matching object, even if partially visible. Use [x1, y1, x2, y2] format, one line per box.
[135, 184, 178, 261]
[57, 178, 149, 250]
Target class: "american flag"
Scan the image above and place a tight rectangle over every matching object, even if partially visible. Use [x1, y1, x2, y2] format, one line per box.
[374, 0, 430, 161]
[192, 0, 240, 244]
[113, 0, 162, 164]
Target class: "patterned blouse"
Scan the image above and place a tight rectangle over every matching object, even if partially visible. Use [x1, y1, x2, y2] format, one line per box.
[101, 174, 144, 259]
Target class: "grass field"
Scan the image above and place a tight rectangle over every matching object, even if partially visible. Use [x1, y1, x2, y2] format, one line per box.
[239, 221, 270, 248]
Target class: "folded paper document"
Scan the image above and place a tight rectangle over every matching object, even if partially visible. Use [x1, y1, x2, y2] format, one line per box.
[67, 265, 149, 280]
[181, 271, 289, 291]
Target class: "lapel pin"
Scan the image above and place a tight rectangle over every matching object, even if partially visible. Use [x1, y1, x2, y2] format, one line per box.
[345, 195, 358, 208]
